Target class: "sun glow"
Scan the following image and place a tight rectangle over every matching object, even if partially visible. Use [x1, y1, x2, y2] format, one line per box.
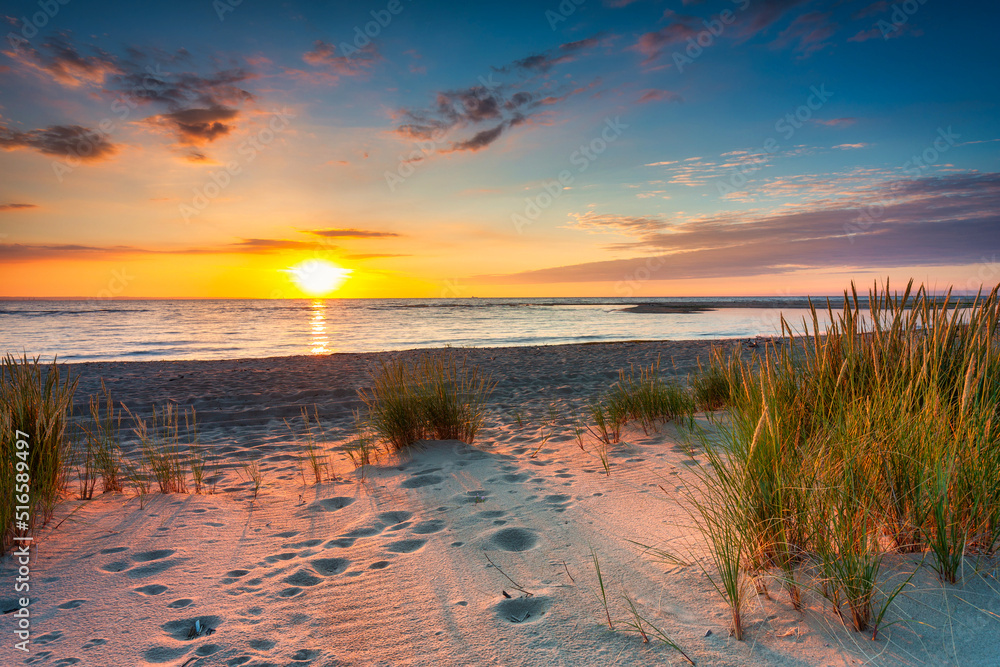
[286, 260, 352, 297]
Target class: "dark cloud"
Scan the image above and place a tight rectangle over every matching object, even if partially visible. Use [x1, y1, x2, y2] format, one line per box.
[445, 123, 507, 153]
[309, 229, 401, 239]
[159, 106, 239, 144]
[0, 203, 38, 211]
[477, 172, 1000, 284]
[6, 34, 255, 150]
[396, 37, 600, 154]
[0, 124, 117, 161]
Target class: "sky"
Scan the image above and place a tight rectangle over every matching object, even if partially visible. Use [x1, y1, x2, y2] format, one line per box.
[0, 0, 998, 299]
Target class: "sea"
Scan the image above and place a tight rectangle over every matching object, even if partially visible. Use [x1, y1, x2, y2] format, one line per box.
[0, 297, 835, 363]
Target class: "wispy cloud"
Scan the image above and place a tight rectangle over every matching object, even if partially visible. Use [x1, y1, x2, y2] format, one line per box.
[301, 40, 381, 80]
[476, 172, 1000, 284]
[308, 228, 400, 239]
[0, 203, 38, 211]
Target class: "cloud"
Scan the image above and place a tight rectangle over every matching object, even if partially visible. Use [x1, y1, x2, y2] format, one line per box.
[342, 253, 411, 260]
[154, 105, 239, 144]
[637, 88, 683, 104]
[503, 36, 601, 73]
[1, 237, 331, 261]
[395, 37, 600, 154]
[6, 35, 256, 150]
[814, 117, 857, 127]
[302, 40, 381, 79]
[634, 21, 699, 65]
[852, 1, 889, 20]
[770, 11, 837, 57]
[739, 0, 812, 39]
[0, 124, 117, 161]
[308, 228, 401, 239]
[3, 33, 120, 87]
[566, 212, 669, 236]
[848, 21, 923, 42]
[0, 203, 38, 211]
[475, 172, 1000, 284]
[833, 143, 870, 150]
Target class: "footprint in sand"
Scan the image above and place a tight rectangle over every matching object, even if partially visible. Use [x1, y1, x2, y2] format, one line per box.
[308, 497, 355, 512]
[167, 598, 194, 609]
[384, 538, 427, 554]
[99, 559, 131, 573]
[273, 530, 300, 538]
[410, 519, 446, 534]
[35, 630, 64, 645]
[310, 558, 350, 576]
[402, 474, 443, 488]
[368, 561, 390, 570]
[323, 537, 357, 549]
[378, 510, 413, 525]
[283, 569, 323, 587]
[133, 549, 175, 562]
[161, 615, 223, 641]
[134, 584, 169, 596]
[488, 527, 539, 552]
[56, 600, 86, 610]
[99, 547, 128, 555]
[264, 552, 298, 564]
[495, 596, 551, 624]
[82, 638, 106, 650]
[340, 525, 384, 539]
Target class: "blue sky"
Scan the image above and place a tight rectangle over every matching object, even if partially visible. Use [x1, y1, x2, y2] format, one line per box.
[1, 0, 998, 297]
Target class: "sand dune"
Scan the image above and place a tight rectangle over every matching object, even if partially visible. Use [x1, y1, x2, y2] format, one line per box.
[2, 341, 999, 666]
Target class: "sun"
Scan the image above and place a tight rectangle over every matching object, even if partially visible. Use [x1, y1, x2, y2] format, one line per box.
[285, 259, 352, 297]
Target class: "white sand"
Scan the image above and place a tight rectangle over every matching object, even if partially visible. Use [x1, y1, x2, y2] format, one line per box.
[2, 341, 999, 666]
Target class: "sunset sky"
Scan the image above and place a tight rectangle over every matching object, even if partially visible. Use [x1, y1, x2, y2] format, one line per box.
[1, 0, 998, 298]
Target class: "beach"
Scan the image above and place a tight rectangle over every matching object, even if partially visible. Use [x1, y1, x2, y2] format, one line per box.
[2, 339, 999, 666]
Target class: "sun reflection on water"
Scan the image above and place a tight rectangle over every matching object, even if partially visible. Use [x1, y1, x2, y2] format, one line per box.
[309, 300, 331, 355]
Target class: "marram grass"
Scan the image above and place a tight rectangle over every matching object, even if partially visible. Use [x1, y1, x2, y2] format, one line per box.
[358, 354, 496, 451]
[687, 279, 1000, 639]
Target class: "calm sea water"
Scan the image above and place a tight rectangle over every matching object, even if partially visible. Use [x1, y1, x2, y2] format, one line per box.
[0, 298, 829, 362]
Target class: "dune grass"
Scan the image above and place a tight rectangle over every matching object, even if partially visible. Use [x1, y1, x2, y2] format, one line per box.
[0, 354, 78, 553]
[686, 279, 1000, 639]
[128, 404, 195, 494]
[358, 354, 496, 451]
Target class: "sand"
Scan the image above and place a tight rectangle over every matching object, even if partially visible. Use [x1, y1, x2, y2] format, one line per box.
[2, 340, 999, 666]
